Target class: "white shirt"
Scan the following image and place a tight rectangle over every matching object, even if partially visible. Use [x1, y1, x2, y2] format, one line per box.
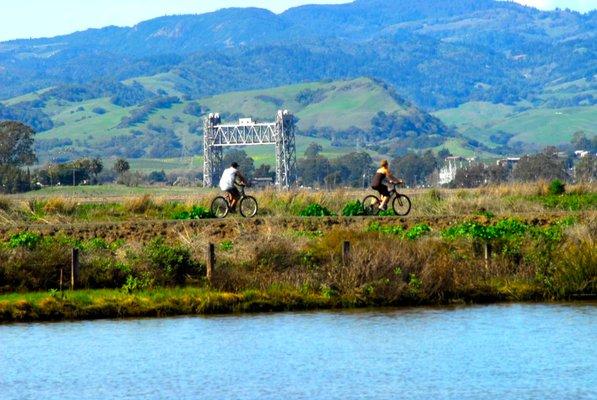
[219, 167, 238, 191]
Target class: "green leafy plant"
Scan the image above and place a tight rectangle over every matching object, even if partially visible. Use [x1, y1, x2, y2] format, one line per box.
[219, 240, 234, 252]
[548, 179, 566, 196]
[342, 200, 366, 216]
[299, 203, 335, 217]
[367, 221, 404, 236]
[146, 239, 197, 285]
[404, 224, 431, 240]
[172, 205, 215, 220]
[8, 232, 42, 249]
[378, 208, 396, 217]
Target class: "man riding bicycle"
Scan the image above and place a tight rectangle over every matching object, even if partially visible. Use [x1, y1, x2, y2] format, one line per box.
[219, 162, 247, 212]
[371, 159, 403, 211]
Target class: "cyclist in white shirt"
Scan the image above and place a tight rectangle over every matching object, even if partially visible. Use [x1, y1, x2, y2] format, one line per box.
[219, 162, 246, 211]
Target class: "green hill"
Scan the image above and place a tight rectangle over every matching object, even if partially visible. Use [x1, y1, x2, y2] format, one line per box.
[433, 77, 596, 150]
[3, 78, 417, 171]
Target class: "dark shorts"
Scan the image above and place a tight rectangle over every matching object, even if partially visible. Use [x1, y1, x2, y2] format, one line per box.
[372, 184, 390, 197]
[225, 187, 240, 198]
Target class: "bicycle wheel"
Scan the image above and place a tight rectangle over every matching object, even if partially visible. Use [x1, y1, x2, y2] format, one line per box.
[392, 194, 411, 216]
[239, 196, 258, 218]
[211, 196, 229, 218]
[362, 195, 381, 216]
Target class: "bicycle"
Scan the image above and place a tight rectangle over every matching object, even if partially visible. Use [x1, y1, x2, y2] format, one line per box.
[210, 184, 258, 218]
[362, 183, 411, 216]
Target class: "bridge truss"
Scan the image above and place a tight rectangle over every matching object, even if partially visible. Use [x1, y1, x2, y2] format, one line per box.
[203, 110, 297, 188]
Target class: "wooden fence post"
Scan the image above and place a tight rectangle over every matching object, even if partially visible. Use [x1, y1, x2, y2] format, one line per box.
[71, 248, 79, 290]
[206, 243, 215, 282]
[484, 242, 491, 271]
[342, 241, 351, 265]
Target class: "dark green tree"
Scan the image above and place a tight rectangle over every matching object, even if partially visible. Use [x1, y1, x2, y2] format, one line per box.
[298, 143, 330, 186]
[113, 158, 130, 175]
[0, 121, 36, 167]
[254, 164, 275, 180]
[392, 150, 438, 187]
[223, 149, 255, 180]
[512, 148, 568, 182]
[575, 155, 596, 182]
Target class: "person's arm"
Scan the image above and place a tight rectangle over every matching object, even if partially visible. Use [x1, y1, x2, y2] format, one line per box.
[236, 172, 247, 185]
[387, 170, 403, 185]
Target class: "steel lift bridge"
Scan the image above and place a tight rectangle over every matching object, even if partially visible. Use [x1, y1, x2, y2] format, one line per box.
[203, 110, 297, 189]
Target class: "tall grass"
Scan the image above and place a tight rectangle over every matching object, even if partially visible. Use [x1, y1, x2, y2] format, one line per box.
[1, 183, 594, 224]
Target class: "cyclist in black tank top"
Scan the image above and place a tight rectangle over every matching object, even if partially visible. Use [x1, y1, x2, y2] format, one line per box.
[371, 159, 402, 210]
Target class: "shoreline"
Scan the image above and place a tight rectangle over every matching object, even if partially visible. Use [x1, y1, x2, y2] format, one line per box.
[1, 287, 595, 324]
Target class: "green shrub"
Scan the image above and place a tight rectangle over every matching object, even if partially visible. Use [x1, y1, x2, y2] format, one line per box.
[367, 221, 404, 236]
[342, 200, 366, 217]
[541, 193, 597, 211]
[378, 208, 396, 217]
[146, 239, 198, 285]
[548, 179, 566, 196]
[404, 224, 432, 240]
[8, 232, 42, 249]
[441, 219, 529, 241]
[219, 240, 234, 252]
[368, 222, 430, 240]
[299, 203, 335, 217]
[172, 205, 214, 220]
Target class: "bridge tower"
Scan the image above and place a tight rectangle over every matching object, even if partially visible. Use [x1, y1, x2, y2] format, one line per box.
[203, 110, 297, 189]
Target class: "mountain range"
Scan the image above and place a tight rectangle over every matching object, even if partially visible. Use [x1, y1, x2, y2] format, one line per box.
[0, 0, 595, 168]
[2, 0, 595, 107]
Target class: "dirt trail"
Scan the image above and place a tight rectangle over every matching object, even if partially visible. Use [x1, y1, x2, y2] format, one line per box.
[0, 211, 591, 243]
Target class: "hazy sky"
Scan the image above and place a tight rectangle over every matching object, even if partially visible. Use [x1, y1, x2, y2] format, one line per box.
[0, 0, 595, 41]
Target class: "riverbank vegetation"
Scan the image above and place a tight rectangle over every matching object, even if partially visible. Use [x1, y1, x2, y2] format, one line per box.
[1, 202, 594, 322]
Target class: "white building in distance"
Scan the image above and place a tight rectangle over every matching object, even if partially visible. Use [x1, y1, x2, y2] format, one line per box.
[439, 156, 475, 185]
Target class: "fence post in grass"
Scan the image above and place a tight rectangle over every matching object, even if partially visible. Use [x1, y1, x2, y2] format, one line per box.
[342, 241, 351, 265]
[206, 243, 215, 283]
[71, 248, 80, 290]
[484, 242, 491, 271]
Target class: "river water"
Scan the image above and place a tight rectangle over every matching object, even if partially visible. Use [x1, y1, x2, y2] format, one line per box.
[1, 303, 595, 399]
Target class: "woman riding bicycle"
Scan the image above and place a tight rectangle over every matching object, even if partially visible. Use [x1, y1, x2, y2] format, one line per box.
[371, 159, 403, 211]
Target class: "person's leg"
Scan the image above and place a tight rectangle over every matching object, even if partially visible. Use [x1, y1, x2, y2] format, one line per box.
[378, 185, 390, 209]
[228, 188, 240, 210]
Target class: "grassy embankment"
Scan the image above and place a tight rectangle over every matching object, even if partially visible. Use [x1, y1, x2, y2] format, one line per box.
[0, 183, 595, 322]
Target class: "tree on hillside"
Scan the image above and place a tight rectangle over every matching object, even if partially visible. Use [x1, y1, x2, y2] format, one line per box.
[391, 150, 438, 187]
[512, 148, 568, 182]
[254, 164, 275, 181]
[330, 152, 374, 187]
[304, 143, 323, 158]
[575, 155, 596, 183]
[450, 163, 510, 188]
[0, 121, 36, 167]
[298, 142, 330, 187]
[113, 158, 130, 175]
[223, 149, 255, 180]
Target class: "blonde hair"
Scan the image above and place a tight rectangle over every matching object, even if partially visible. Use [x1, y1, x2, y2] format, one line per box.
[380, 159, 389, 168]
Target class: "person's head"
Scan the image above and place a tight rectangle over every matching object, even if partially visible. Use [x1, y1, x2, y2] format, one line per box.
[231, 162, 239, 169]
[380, 159, 388, 168]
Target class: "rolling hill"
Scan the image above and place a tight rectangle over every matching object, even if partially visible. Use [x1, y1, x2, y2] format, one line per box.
[434, 77, 596, 150]
[8, 78, 456, 170]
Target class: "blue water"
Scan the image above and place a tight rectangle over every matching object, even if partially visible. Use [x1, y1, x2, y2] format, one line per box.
[1, 303, 595, 400]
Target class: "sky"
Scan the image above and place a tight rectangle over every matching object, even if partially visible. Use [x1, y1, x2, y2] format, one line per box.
[0, 0, 595, 41]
